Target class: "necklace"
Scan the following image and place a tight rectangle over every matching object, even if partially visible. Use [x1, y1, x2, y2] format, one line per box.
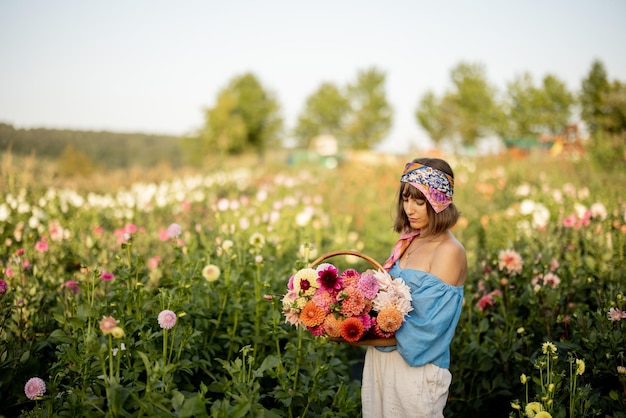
[405, 236, 438, 259]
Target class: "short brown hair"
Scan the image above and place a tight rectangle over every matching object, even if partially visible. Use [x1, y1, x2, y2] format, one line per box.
[393, 158, 460, 235]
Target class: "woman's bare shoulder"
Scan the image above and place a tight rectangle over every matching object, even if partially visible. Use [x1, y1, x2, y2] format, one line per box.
[431, 233, 467, 286]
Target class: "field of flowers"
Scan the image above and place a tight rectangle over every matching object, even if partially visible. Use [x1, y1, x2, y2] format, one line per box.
[0, 151, 624, 417]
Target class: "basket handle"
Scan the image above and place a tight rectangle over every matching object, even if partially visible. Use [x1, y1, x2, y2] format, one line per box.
[308, 250, 385, 271]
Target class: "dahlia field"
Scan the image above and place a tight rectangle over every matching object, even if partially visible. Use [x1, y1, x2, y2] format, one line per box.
[0, 153, 624, 417]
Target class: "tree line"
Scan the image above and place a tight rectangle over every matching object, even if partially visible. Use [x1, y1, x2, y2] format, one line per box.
[0, 124, 183, 173]
[1, 59, 624, 171]
[186, 58, 624, 160]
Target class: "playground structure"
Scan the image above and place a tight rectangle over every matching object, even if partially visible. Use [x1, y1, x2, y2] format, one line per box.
[504, 124, 585, 157]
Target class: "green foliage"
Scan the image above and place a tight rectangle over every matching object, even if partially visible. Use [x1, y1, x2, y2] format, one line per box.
[415, 62, 505, 148]
[587, 131, 626, 172]
[192, 73, 283, 162]
[294, 67, 392, 151]
[56, 144, 98, 177]
[294, 82, 350, 148]
[501, 72, 575, 140]
[415, 92, 455, 145]
[0, 123, 184, 169]
[580, 60, 611, 134]
[1, 154, 625, 417]
[344, 67, 392, 150]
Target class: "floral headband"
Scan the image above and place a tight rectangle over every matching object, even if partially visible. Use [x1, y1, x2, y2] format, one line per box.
[400, 162, 454, 213]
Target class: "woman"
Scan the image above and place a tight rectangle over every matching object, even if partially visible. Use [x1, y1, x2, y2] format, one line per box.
[360, 157, 467, 418]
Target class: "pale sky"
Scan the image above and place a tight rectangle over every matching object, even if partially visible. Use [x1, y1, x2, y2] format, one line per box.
[1, 0, 625, 153]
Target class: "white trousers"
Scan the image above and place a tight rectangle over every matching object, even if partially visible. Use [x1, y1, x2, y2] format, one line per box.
[361, 346, 451, 418]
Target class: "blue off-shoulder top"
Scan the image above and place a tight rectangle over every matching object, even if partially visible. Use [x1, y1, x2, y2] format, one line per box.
[376, 262, 464, 369]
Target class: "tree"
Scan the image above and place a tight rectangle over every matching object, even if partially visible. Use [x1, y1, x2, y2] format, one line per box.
[503, 72, 542, 138]
[57, 144, 97, 177]
[344, 67, 392, 150]
[580, 60, 610, 134]
[503, 72, 574, 138]
[536, 74, 574, 134]
[415, 91, 456, 146]
[449, 62, 503, 147]
[599, 80, 626, 134]
[190, 73, 283, 162]
[228, 73, 283, 156]
[415, 62, 503, 149]
[294, 82, 349, 148]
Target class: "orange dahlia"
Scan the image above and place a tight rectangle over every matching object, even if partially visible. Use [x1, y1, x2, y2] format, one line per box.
[340, 287, 366, 317]
[376, 307, 403, 333]
[300, 301, 326, 327]
[323, 314, 343, 338]
[340, 317, 364, 342]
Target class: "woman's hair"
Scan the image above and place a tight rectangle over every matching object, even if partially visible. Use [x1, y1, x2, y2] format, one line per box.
[393, 157, 460, 235]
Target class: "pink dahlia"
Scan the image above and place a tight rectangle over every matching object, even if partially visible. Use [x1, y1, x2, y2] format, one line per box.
[312, 288, 335, 312]
[608, 307, 626, 321]
[308, 324, 326, 337]
[357, 272, 379, 300]
[63, 280, 80, 293]
[476, 293, 495, 311]
[158, 309, 177, 329]
[167, 223, 182, 238]
[339, 269, 361, 286]
[0, 279, 7, 295]
[340, 287, 366, 317]
[317, 264, 342, 291]
[99, 316, 118, 334]
[24, 377, 46, 400]
[498, 249, 523, 275]
[100, 271, 115, 281]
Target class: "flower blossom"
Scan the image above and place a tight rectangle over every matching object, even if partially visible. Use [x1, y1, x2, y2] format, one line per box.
[35, 237, 49, 252]
[99, 316, 118, 334]
[590, 202, 608, 220]
[300, 301, 326, 327]
[542, 341, 557, 355]
[100, 271, 115, 281]
[63, 280, 80, 293]
[608, 307, 626, 321]
[167, 223, 182, 238]
[339, 287, 366, 317]
[158, 310, 177, 329]
[249, 232, 265, 248]
[525, 402, 543, 418]
[202, 264, 221, 282]
[24, 377, 46, 400]
[323, 315, 343, 337]
[0, 279, 7, 295]
[317, 264, 342, 291]
[476, 293, 495, 311]
[498, 249, 523, 274]
[111, 327, 125, 338]
[376, 307, 403, 332]
[357, 272, 380, 299]
[340, 317, 364, 342]
[576, 359, 585, 375]
[292, 268, 320, 296]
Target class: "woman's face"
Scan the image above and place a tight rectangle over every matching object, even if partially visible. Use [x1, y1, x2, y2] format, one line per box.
[402, 188, 429, 230]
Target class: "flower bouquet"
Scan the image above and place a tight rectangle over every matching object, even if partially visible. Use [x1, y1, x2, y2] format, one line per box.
[282, 250, 413, 343]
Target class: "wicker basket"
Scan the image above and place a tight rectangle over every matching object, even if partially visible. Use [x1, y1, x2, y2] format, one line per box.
[306, 250, 397, 346]
[308, 250, 385, 271]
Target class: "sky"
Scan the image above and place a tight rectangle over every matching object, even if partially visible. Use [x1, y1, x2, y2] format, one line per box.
[1, 0, 625, 153]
